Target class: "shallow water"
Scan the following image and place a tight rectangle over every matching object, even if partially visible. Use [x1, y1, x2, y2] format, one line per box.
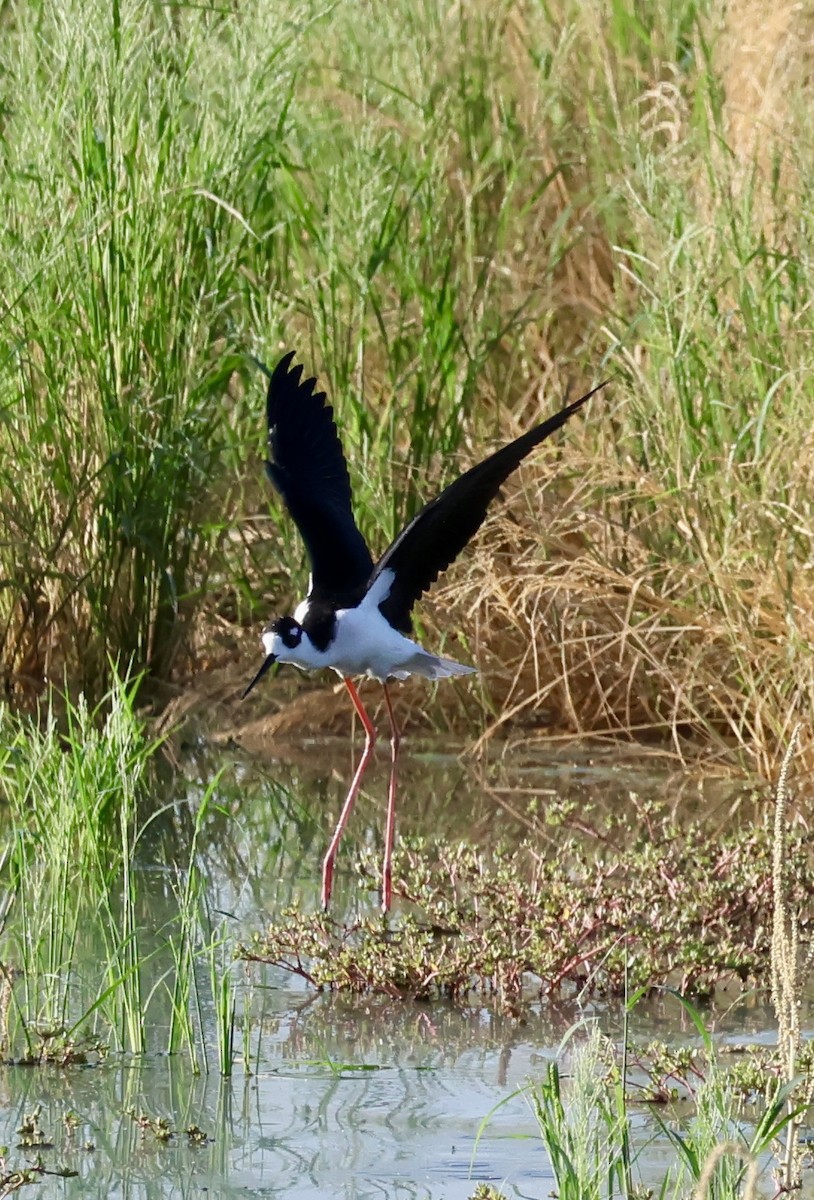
[0, 735, 790, 1197]
[0, 991, 783, 1200]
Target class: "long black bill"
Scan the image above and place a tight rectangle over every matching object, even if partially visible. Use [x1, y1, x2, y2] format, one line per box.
[241, 654, 276, 699]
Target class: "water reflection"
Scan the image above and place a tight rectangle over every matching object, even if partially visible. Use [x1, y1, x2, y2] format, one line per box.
[0, 740, 781, 1198]
[0, 984, 790, 1199]
[172, 738, 756, 919]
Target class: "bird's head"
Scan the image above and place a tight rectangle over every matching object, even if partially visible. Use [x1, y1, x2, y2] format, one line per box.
[242, 615, 304, 698]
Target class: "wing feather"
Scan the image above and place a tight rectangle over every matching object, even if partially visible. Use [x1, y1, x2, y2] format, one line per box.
[370, 382, 606, 632]
[261, 351, 374, 605]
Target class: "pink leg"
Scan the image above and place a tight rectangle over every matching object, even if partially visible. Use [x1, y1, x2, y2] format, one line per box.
[321, 678, 377, 910]
[381, 684, 401, 913]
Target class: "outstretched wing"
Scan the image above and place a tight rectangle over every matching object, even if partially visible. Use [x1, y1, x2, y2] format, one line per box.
[261, 351, 374, 605]
[370, 382, 606, 633]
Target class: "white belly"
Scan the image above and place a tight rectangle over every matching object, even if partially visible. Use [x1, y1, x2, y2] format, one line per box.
[326, 606, 424, 680]
[287, 571, 476, 682]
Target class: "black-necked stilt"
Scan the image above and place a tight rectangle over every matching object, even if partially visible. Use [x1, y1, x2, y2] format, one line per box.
[244, 351, 605, 911]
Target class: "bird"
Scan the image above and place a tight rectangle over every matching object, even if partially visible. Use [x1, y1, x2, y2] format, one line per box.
[243, 350, 605, 912]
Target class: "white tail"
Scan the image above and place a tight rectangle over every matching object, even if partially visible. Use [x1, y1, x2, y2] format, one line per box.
[393, 651, 477, 681]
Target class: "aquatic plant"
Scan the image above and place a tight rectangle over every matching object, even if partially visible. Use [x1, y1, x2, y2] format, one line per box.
[0, 675, 234, 1070]
[520, 1020, 788, 1200]
[240, 791, 814, 1000]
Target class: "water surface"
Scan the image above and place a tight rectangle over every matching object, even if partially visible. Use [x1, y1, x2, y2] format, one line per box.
[0, 735, 787, 1198]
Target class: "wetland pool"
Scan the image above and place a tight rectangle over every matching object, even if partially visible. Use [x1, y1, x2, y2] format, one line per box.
[0, 736, 798, 1198]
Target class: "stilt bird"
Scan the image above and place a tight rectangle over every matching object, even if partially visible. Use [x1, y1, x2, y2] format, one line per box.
[243, 351, 603, 911]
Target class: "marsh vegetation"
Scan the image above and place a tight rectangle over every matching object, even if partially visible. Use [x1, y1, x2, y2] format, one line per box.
[0, 681, 808, 1196]
[0, 0, 813, 1194]
[0, 0, 810, 777]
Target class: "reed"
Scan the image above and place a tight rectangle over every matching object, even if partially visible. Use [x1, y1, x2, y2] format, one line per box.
[0, 674, 237, 1066]
[0, 0, 812, 777]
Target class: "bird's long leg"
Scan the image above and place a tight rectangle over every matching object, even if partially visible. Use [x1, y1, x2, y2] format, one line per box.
[321, 678, 377, 910]
[381, 683, 401, 913]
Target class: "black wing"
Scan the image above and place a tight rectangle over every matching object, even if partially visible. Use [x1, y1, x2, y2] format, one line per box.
[261, 351, 374, 605]
[370, 382, 606, 633]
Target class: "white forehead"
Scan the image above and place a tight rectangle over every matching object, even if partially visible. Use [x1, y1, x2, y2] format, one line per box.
[261, 628, 278, 655]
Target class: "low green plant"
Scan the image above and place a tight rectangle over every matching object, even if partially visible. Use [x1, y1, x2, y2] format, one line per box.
[643, 997, 794, 1200]
[471, 1009, 795, 1200]
[239, 792, 814, 999]
[207, 922, 237, 1078]
[0, 674, 238, 1068]
[165, 852, 205, 1073]
[0, 674, 155, 1056]
[530, 1028, 633, 1200]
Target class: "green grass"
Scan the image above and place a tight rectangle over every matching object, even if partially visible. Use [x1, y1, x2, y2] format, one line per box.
[2, 0, 812, 777]
[0, 673, 234, 1067]
[0, 0, 559, 695]
[515, 1016, 793, 1200]
[0, 675, 152, 1055]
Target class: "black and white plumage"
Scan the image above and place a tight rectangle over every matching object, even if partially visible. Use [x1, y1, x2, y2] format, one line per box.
[244, 350, 604, 911]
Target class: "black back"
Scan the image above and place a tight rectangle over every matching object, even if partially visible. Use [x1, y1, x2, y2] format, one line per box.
[370, 382, 606, 633]
[262, 351, 374, 607]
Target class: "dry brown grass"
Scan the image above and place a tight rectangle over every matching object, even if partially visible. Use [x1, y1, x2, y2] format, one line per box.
[227, 420, 813, 785]
[715, 0, 814, 174]
[420, 436, 814, 781]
